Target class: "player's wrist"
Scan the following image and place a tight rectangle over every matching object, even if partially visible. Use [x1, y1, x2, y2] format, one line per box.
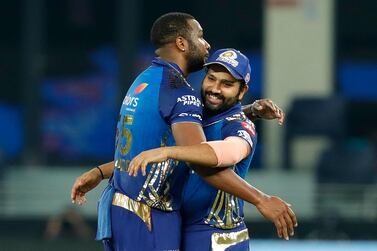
[96, 166, 105, 179]
[91, 166, 103, 180]
[164, 146, 174, 160]
[254, 192, 271, 207]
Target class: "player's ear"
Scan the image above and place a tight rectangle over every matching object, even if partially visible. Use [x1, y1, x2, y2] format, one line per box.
[238, 84, 248, 101]
[175, 36, 188, 52]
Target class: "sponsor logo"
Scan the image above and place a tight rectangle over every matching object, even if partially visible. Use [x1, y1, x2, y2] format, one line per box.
[133, 83, 149, 94]
[225, 114, 243, 121]
[178, 113, 202, 121]
[176, 95, 202, 107]
[241, 122, 256, 137]
[122, 83, 148, 111]
[217, 50, 239, 67]
[123, 95, 139, 108]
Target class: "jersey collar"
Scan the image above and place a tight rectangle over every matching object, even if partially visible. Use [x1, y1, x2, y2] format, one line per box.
[152, 58, 185, 76]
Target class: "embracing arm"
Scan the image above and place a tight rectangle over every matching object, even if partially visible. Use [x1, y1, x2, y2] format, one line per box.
[170, 122, 266, 205]
[171, 122, 297, 240]
[128, 136, 250, 176]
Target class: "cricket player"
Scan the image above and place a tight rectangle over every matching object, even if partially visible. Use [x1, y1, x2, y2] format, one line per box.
[129, 49, 296, 250]
[71, 13, 295, 251]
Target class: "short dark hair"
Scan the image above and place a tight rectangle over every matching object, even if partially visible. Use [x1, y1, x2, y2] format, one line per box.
[150, 12, 194, 49]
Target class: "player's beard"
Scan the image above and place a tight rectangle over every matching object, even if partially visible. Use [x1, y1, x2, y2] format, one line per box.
[202, 89, 241, 116]
[185, 40, 208, 73]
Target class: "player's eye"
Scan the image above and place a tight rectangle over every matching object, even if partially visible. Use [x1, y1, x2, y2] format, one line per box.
[207, 76, 216, 81]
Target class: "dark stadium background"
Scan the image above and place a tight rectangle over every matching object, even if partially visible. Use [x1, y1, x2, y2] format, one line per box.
[0, 0, 376, 250]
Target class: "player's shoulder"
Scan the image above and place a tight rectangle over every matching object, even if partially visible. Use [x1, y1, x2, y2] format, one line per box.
[161, 68, 193, 90]
[159, 68, 201, 105]
[225, 112, 253, 127]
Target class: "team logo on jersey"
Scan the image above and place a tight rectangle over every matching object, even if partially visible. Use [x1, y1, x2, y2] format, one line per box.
[241, 122, 255, 137]
[176, 95, 202, 107]
[120, 128, 132, 156]
[217, 50, 239, 67]
[133, 83, 149, 94]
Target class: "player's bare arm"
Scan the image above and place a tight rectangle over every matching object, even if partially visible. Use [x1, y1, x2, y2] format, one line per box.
[128, 143, 218, 176]
[71, 161, 114, 205]
[192, 163, 297, 240]
[243, 99, 285, 125]
[171, 122, 297, 240]
[128, 136, 250, 176]
[71, 98, 284, 198]
[128, 142, 298, 239]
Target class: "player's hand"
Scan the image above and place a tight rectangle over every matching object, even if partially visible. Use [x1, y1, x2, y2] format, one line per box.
[128, 147, 170, 177]
[250, 99, 285, 125]
[71, 168, 102, 205]
[255, 195, 298, 240]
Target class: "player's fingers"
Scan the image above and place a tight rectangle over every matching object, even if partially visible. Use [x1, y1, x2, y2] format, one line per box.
[273, 218, 283, 239]
[141, 160, 148, 176]
[132, 158, 141, 176]
[254, 100, 263, 110]
[128, 160, 135, 176]
[287, 207, 298, 227]
[279, 110, 285, 125]
[278, 217, 289, 240]
[71, 184, 78, 202]
[76, 195, 87, 205]
[275, 106, 282, 117]
[130, 157, 141, 176]
[74, 193, 82, 204]
[283, 211, 295, 236]
[71, 191, 77, 203]
[267, 99, 276, 110]
[71, 179, 82, 202]
[276, 109, 283, 125]
[131, 157, 143, 177]
[272, 103, 280, 114]
[133, 159, 140, 177]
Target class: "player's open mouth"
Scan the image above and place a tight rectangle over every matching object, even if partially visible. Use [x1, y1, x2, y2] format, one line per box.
[206, 93, 223, 105]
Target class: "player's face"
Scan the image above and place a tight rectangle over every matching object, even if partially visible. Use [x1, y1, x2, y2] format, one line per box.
[185, 19, 211, 73]
[201, 65, 248, 115]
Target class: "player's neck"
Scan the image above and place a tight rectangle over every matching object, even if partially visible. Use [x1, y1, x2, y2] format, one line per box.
[156, 47, 189, 77]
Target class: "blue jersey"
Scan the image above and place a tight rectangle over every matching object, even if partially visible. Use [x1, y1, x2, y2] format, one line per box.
[112, 58, 203, 211]
[182, 104, 257, 230]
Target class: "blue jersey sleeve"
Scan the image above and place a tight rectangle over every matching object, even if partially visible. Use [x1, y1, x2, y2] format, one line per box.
[221, 117, 257, 150]
[159, 68, 203, 125]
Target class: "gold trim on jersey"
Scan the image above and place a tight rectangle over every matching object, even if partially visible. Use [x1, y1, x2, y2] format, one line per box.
[211, 229, 249, 251]
[112, 192, 152, 231]
[205, 187, 244, 229]
[136, 159, 176, 211]
[133, 130, 179, 211]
